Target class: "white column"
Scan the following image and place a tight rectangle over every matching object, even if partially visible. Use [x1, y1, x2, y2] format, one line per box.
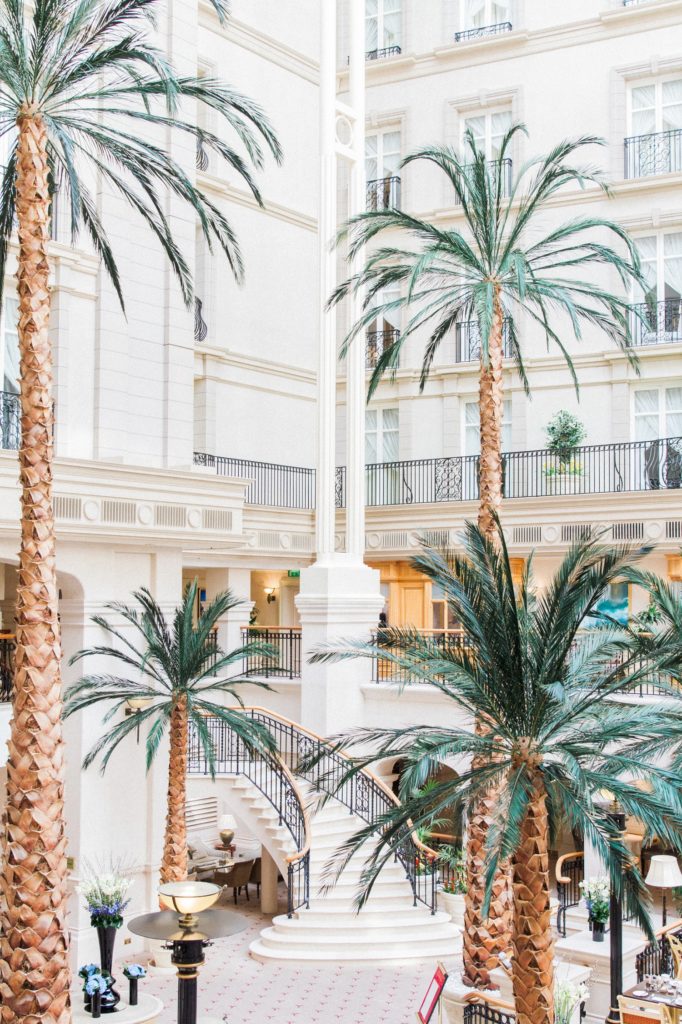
[345, 0, 367, 562]
[260, 848, 279, 916]
[202, 567, 253, 656]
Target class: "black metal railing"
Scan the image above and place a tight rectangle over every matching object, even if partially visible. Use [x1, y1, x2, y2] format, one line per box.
[636, 926, 682, 982]
[464, 1003, 516, 1024]
[205, 627, 219, 676]
[366, 327, 400, 369]
[187, 716, 310, 917]
[556, 852, 584, 938]
[366, 175, 401, 212]
[454, 158, 513, 203]
[194, 453, 316, 509]
[200, 711, 438, 914]
[630, 299, 682, 346]
[625, 128, 682, 179]
[456, 319, 513, 362]
[365, 45, 401, 61]
[194, 297, 208, 342]
[0, 633, 15, 702]
[371, 630, 472, 683]
[241, 627, 301, 679]
[455, 22, 512, 42]
[0, 391, 20, 451]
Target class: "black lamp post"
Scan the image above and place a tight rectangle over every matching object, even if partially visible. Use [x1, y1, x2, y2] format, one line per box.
[601, 805, 626, 1024]
[128, 882, 246, 1024]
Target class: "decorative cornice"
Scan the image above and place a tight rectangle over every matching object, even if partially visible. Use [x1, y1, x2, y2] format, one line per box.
[197, 172, 317, 234]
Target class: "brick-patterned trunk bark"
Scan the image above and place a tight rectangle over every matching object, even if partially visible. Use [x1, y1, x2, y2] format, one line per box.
[463, 290, 513, 988]
[511, 770, 554, 1024]
[0, 112, 71, 1024]
[161, 696, 189, 884]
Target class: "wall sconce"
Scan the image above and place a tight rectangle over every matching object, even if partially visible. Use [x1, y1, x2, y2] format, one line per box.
[125, 696, 152, 742]
[264, 587, 276, 604]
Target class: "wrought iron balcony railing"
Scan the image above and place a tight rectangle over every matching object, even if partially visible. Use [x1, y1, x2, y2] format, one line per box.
[455, 319, 513, 362]
[630, 299, 682, 346]
[455, 21, 512, 42]
[366, 327, 400, 368]
[194, 297, 208, 342]
[365, 45, 402, 61]
[0, 391, 20, 451]
[366, 175, 401, 211]
[194, 453, 316, 509]
[241, 627, 301, 679]
[454, 158, 513, 203]
[624, 128, 682, 179]
[0, 633, 15, 702]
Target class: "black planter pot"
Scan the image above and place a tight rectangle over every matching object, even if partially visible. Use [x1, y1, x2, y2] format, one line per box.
[592, 920, 606, 942]
[96, 927, 121, 1013]
[128, 978, 138, 1007]
[91, 992, 102, 1019]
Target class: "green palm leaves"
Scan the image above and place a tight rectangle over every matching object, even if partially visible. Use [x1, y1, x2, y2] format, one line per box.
[64, 580, 277, 774]
[0, 0, 281, 307]
[308, 521, 682, 936]
[332, 124, 644, 398]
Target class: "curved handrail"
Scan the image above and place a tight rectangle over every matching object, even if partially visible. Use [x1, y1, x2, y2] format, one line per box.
[556, 850, 584, 885]
[279, 757, 312, 865]
[464, 991, 516, 1013]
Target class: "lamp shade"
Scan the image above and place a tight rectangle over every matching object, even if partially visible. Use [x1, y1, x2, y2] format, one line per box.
[158, 881, 221, 916]
[645, 855, 682, 889]
[126, 696, 152, 711]
[219, 814, 237, 831]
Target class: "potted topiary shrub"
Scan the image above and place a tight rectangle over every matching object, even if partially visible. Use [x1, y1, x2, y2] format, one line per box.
[543, 410, 587, 495]
[436, 845, 467, 926]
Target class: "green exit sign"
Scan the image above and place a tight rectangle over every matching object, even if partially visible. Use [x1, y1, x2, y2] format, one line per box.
[287, 570, 300, 578]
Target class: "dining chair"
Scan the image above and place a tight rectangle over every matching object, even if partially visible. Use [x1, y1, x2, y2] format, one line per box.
[618, 995, 669, 1024]
[668, 933, 682, 980]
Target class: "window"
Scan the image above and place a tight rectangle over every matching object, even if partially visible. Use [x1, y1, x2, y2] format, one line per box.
[365, 0, 401, 56]
[366, 407, 399, 463]
[366, 282, 401, 368]
[464, 398, 512, 455]
[463, 110, 512, 161]
[627, 79, 682, 177]
[634, 387, 682, 442]
[431, 581, 461, 631]
[462, 0, 511, 31]
[194, 228, 212, 344]
[0, 298, 18, 395]
[633, 233, 682, 343]
[366, 130, 401, 210]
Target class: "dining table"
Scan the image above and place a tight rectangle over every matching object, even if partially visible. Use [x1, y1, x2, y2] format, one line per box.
[622, 983, 682, 1021]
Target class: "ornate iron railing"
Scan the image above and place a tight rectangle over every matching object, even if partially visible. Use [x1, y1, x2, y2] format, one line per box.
[366, 327, 400, 368]
[630, 299, 682, 346]
[454, 158, 513, 203]
[371, 630, 472, 683]
[0, 633, 15, 702]
[636, 925, 682, 982]
[0, 391, 20, 451]
[455, 22, 512, 42]
[365, 45, 402, 60]
[366, 175, 401, 211]
[241, 627, 301, 679]
[194, 297, 208, 342]
[556, 851, 584, 938]
[455, 319, 513, 362]
[194, 453, 316, 509]
[464, 1003, 516, 1024]
[625, 128, 682, 178]
[199, 710, 439, 914]
[187, 717, 310, 917]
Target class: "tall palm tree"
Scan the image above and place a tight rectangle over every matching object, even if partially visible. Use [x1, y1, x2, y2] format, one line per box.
[331, 125, 645, 984]
[308, 521, 682, 1024]
[64, 582, 277, 883]
[0, 2, 280, 1021]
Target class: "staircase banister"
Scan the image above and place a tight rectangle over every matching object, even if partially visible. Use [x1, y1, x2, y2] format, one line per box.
[228, 706, 440, 863]
[555, 849, 584, 885]
[464, 991, 516, 1012]
[659, 918, 682, 939]
[278, 754, 312, 864]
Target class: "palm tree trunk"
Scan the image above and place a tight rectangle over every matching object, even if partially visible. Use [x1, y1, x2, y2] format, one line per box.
[0, 112, 71, 1024]
[477, 292, 505, 537]
[511, 770, 554, 1024]
[161, 695, 189, 883]
[463, 289, 513, 988]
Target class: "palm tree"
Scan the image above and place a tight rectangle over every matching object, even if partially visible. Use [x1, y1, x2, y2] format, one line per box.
[308, 521, 682, 1024]
[64, 581, 277, 883]
[0, 2, 280, 1021]
[331, 125, 645, 984]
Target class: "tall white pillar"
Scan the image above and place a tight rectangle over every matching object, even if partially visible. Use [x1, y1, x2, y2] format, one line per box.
[296, 0, 382, 736]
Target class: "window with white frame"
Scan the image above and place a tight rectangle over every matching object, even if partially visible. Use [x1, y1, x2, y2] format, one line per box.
[627, 78, 682, 177]
[461, 0, 511, 31]
[367, 282, 401, 368]
[365, 0, 401, 55]
[633, 232, 682, 343]
[464, 398, 511, 455]
[194, 227, 212, 344]
[366, 129, 401, 210]
[0, 297, 19, 395]
[633, 387, 682, 442]
[366, 407, 399, 463]
[463, 109, 512, 160]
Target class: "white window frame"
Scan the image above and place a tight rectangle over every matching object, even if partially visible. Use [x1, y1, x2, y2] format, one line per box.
[366, 406, 399, 464]
[632, 385, 682, 442]
[627, 73, 682, 136]
[460, 0, 512, 32]
[0, 296, 19, 395]
[365, 128, 401, 183]
[463, 398, 512, 456]
[461, 107, 513, 160]
[365, 0, 402, 54]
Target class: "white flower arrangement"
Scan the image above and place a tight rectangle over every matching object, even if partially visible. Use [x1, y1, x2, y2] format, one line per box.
[555, 980, 590, 1024]
[579, 875, 610, 923]
[78, 861, 134, 928]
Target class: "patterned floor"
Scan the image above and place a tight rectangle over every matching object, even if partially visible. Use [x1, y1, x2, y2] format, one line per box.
[138, 889, 439, 1024]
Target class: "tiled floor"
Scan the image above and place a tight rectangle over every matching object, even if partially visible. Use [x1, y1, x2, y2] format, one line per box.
[138, 889, 440, 1024]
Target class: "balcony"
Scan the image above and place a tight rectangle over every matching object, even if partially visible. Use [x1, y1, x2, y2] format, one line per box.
[0, 392, 20, 451]
[455, 319, 512, 363]
[454, 22, 512, 42]
[366, 327, 400, 369]
[366, 175, 401, 212]
[624, 128, 682, 179]
[630, 299, 682, 346]
[365, 45, 401, 61]
[241, 626, 301, 679]
[195, 453, 315, 509]
[454, 158, 512, 203]
[0, 633, 15, 702]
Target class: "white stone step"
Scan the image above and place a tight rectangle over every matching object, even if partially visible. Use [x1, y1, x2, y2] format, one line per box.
[272, 909, 455, 933]
[249, 926, 461, 963]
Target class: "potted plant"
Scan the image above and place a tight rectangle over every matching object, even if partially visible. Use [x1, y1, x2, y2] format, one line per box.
[78, 865, 132, 1012]
[543, 410, 587, 494]
[555, 980, 590, 1024]
[123, 964, 146, 1006]
[437, 845, 467, 926]
[580, 876, 610, 941]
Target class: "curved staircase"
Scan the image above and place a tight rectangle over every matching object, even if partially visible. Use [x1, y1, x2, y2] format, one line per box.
[188, 709, 461, 964]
